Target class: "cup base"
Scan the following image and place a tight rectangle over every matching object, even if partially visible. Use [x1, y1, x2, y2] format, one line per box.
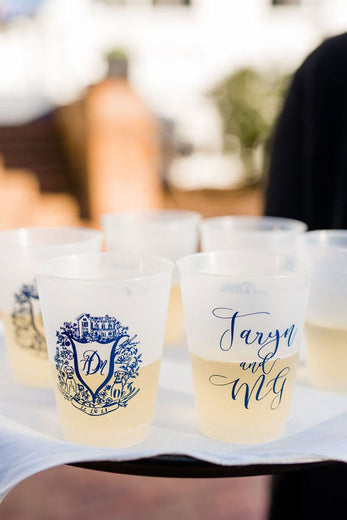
[12, 373, 53, 388]
[164, 284, 184, 346]
[3, 313, 53, 387]
[308, 374, 347, 393]
[305, 320, 347, 393]
[10, 363, 53, 388]
[199, 420, 285, 444]
[62, 423, 151, 449]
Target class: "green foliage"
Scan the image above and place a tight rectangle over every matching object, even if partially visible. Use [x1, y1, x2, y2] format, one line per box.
[209, 67, 290, 181]
[106, 48, 128, 62]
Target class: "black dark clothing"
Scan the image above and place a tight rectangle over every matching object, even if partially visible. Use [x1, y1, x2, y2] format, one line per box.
[268, 464, 347, 520]
[265, 33, 347, 520]
[266, 32, 347, 230]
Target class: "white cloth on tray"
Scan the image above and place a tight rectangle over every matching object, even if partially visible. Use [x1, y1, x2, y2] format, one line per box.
[1, 335, 347, 501]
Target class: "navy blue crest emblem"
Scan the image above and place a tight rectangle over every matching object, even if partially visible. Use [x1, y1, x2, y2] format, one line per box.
[55, 313, 142, 416]
[12, 282, 47, 357]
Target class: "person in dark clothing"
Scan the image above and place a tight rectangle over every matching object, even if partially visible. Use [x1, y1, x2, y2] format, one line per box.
[265, 32, 347, 519]
[266, 32, 347, 230]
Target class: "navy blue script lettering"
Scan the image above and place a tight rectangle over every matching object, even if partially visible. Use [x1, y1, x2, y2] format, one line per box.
[81, 350, 107, 375]
[209, 355, 290, 410]
[212, 307, 297, 359]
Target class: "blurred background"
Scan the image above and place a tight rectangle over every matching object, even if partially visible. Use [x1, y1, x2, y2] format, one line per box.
[1, 0, 347, 518]
[2, 0, 347, 231]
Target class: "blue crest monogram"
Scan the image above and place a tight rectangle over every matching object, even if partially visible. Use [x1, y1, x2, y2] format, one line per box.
[55, 313, 142, 416]
[12, 282, 47, 357]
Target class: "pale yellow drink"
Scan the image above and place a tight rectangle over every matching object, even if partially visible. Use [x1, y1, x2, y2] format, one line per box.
[190, 351, 298, 443]
[305, 321, 347, 392]
[3, 312, 52, 387]
[164, 284, 184, 345]
[53, 358, 161, 447]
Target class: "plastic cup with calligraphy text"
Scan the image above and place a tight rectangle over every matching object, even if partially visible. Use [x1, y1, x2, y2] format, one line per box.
[200, 216, 307, 255]
[102, 210, 201, 346]
[0, 227, 102, 387]
[35, 253, 173, 448]
[177, 251, 311, 444]
[298, 230, 347, 392]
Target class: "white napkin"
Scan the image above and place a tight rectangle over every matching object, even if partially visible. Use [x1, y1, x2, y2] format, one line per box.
[1, 334, 347, 501]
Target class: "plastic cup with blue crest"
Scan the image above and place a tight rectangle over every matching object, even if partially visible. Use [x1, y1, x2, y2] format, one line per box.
[177, 251, 311, 444]
[298, 230, 347, 392]
[0, 227, 102, 387]
[102, 210, 201, 346]
[35, 253, 173, 448]
[200, 216, 307, 255]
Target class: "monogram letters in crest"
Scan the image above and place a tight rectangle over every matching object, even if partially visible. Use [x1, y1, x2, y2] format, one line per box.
[55, 313, 142, 416]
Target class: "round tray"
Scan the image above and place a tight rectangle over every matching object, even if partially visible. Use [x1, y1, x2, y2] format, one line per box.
[70, 455, 339, 479]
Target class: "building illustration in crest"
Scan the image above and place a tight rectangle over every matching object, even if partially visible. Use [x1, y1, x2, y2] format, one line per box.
[76, 313, 120, 342]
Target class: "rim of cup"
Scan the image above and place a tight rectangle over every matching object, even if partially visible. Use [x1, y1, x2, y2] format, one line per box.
[200, 216, 307, 233]
[298, 229, 347, 250]
[176, 250, 311, 280]
[101, 209, 202, 229]
[0, 227, 102, 247]
[35, 252, 174, 283]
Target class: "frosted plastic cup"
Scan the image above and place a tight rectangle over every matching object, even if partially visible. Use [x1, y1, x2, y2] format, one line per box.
[298, 230, 347, 392]
[200, 216, 307, 255]
[0, 227, 102, 387]
[35, 253, 173, 448]
[177, 251, 311, 444]
[102, 210, 201, 345]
